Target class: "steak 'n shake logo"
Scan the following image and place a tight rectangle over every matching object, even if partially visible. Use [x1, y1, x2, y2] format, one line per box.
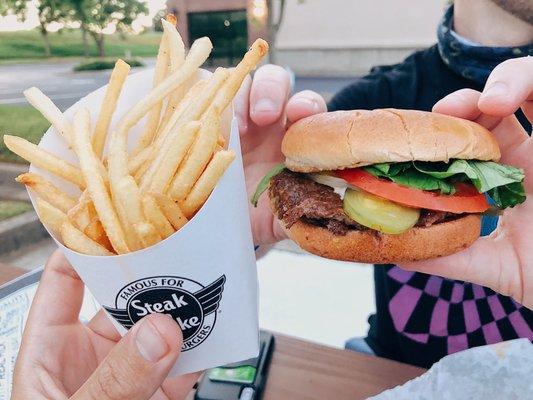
[104, 275, 225, 351]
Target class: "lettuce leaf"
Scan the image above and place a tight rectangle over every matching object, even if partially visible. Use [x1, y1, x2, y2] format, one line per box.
[413, 160, 524, 193]
[366, 166, 456, 195]
[488, 181, 526, 209]
[365, 160, 526, 209]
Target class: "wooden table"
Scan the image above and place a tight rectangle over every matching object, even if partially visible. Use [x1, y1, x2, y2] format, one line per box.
[0, 264, 425, 399]
[262, 334, 424, 399]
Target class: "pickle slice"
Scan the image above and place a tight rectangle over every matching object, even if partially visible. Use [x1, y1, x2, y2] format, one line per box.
[343, 188, 420, 234]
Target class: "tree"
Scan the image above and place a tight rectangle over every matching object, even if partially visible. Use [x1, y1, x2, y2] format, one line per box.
[1, 0, 70, 57]
[68, 0, 91, 57]
[152, 8, 166, 32]
[83, 0, 148, 57]
[36, 0, 70, 57]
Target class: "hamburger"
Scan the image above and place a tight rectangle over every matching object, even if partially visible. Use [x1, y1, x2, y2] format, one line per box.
[252, 109, 526, 263]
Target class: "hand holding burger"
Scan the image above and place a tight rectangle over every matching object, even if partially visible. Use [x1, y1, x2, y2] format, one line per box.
[236, 64, 328, 245]
[402, 57, 533, 310]
[247, 58, 533, 308]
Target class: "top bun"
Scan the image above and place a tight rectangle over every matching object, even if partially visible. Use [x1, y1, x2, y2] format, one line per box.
[282, 109, 501, 172]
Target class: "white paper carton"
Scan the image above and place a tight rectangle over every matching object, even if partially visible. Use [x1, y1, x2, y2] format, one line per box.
[26, 68, 260, 375]
[369, 338, 533, 399]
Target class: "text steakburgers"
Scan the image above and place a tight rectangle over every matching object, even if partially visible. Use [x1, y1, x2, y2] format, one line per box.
[252, 109, 527, 263]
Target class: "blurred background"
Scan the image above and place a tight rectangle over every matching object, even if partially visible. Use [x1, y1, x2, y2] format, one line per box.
[0, 0, 447, 348]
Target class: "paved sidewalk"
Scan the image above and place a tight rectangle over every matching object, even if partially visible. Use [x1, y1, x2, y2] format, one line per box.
[1, 236, 56, 270]
[0, 162, 28, 201]
[0, 59, 156, 111]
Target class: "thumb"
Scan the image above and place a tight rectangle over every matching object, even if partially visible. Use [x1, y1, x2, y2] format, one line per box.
[72, 314, 183, 400]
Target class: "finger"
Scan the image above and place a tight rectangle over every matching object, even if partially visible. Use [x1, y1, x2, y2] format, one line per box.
[490, 114, 530, 164]
[433, 89, 482, 120]
[234, 74, 252, 136]
[26, 250, 84, 329]
[250, 64, 290, 126]
[286, 90, 327, 123]
[433, 89, 501, 129]
[72, 314, 183, 400]
[433, 88, 529, 155]
[479, 57, 533, 117]
[400, 234, 523, 304]
[88, 309, 122, 342]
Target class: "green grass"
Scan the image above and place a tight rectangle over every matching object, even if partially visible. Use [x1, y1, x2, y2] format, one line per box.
[0, 105, 50, 163]
[0, 200, 33, 221]
[0, 29, 161, 61]
[74, 58, 144, 71]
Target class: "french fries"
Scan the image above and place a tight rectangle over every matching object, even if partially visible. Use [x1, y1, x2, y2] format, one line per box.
[153, 78, 208, 146]
[23, 87, 73, 146]
[168, 109, 220, 201]
[158, 17, 187, 131]
[84, 219, 113, 251]
[132, 23, 170, 155]
[93, 60, 131, 157]
[142, 121, 200, 193]
[5, 32, 269, 256]
[155, 70, 227, 155]
[61, 220, 114, 256]
[4, 135, 85, 188]
[113, 175, 158, 247]
[132, 79, 209, 180]
[72, 108, 129, 254]
[16, 172, 76, 213]
[163, 17, 185, 72]
[136, 221, 162, 248]
[110, 35, 213, 179]
[107, 37, 213, 232]
[142, 193, 174, 239]
[128, 144, 154, 175]
[67, 190, 95, 231]
[152, 193, 188, 230]
[133, 159, 152, 183]
[35, 198, 67, 233]
[182, 150, 236, 217]
[211, 39, 269, 113]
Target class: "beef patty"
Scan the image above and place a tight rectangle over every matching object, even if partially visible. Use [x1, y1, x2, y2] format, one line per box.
[269, 170, 460, 235]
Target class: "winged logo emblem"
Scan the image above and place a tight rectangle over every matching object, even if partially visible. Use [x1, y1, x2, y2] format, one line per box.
[103, 275, 226, 350]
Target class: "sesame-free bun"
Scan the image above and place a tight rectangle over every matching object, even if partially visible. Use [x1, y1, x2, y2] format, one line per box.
[283, 214, 481, 264]
[282, 109, 501, 172]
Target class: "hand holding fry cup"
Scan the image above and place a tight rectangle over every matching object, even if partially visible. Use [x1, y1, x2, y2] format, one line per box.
[4, 26, 269, 374]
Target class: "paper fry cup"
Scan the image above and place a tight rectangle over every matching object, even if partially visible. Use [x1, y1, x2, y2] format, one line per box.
[27, 68, 260, 375]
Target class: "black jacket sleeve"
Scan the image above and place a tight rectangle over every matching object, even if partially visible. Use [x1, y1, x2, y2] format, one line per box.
[327, 51, 424, 112]
[328, 68, 395, 112]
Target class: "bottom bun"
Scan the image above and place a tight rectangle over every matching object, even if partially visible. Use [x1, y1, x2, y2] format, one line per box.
[283, 214, 481, 263]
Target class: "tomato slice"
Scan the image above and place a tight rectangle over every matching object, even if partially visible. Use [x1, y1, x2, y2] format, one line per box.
[335, 169, 489, 213]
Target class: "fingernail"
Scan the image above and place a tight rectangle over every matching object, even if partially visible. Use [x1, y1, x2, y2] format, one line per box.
[483, 82, 508, 99]
[252, 98, 278, 115]
[294, 96, 322, 112]
[136, 318, 169, 362]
